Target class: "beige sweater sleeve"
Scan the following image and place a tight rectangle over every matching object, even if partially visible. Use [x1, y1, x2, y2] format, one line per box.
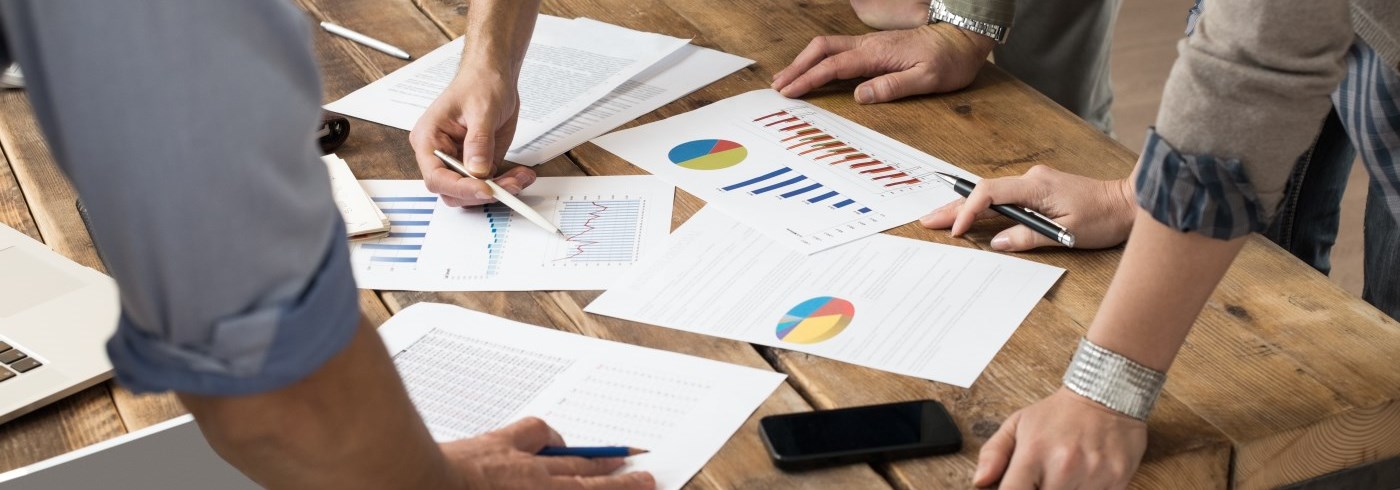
[1154, 0, 1353, 218]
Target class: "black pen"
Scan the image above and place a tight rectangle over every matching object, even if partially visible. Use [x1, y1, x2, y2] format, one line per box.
[932, 172, 1076, 248]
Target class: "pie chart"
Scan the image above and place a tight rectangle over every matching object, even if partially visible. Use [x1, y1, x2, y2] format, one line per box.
[776, 296, 854, 344]
[668, 139, 747, 170]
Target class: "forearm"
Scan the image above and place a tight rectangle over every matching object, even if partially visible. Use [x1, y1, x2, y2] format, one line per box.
[1085, 210, 1246, 372]
[463, 0, 542, 76]
[179, 317, 457, 490]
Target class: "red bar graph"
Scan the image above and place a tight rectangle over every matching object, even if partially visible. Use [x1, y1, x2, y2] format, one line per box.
[758, 108, 926, 191]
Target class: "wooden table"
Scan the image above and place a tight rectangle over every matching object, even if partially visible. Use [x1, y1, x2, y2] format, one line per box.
[2, 1, 1399, 488]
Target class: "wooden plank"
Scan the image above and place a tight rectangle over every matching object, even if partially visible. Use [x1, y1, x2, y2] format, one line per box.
[317, 1, 892, 487]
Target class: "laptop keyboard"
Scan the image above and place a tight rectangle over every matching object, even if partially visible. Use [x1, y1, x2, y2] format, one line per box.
[0, 340, 42, 382]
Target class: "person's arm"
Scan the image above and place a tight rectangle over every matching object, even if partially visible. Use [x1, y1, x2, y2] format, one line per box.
[1, 2, 648, 488]
[770, 0, 1010, 104]
[968, 0, 1354, 486]
[409, 0, 542, 207]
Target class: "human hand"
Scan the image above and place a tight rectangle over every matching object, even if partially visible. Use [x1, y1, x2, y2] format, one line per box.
[443, 417, 655, 490]
[770, 22, 996, 104]
[849, 0, 931, 30]
[921, 165, 1136, 251]
[410, 67, 536, 207]
[974, 387, 1147, 489]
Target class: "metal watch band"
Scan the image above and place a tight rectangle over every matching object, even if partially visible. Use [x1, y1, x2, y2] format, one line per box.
[1062, 338, 1166, 421]
[927, 0, 1010, 44]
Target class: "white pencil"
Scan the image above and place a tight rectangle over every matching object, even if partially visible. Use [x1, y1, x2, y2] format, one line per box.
[320, 21, 411, 60]
[432, 150, 566, 239]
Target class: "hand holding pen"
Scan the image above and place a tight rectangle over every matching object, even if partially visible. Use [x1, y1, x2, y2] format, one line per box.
[920, 166, 1138, 252]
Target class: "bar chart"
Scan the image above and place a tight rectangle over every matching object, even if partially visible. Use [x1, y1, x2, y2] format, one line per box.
[360, 195, 439, 268]
[483, 204, 511, 277]
[719, 167, 871, 214]
[754, 108, 933, 197]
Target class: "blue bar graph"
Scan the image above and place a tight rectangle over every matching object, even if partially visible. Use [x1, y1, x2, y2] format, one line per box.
[720, 168, 873, 216]
[361, 195, 437, 266]
[484, 204, 511, 277]
[781, 183, 824, 199]
[721, 167, 792, 191]
[754, 176, 807, 194]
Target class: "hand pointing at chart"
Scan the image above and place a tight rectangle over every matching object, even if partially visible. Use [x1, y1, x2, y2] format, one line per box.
[408, 0, 542, 207]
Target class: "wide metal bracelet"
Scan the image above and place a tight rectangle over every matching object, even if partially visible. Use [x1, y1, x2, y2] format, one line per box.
[1062, 338, 1166, 421]
[927, 0, 1010, 44]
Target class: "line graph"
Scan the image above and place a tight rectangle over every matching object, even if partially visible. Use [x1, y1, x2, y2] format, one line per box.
[550, 199, 645, 266]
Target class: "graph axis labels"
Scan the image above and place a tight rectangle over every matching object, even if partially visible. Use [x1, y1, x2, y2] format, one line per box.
[668, 139, 748, 171]
[776, 296, 855, 344]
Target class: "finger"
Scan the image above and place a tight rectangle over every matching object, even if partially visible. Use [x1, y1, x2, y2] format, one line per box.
[772, 35, 860, 91]
[989, 224, 1062, 252]
[539, 456, 627, 477]
[996, 449, 1042, 490]
[919, 199, 998, 229]
[424, 166, 494, 204]
[855, 66, 940, 104]
[496, 417, 564, 453]
[491, 166, 537, 195]
[551, 471, 655, 490]
[950, 177, 1044, 237]
[460, 109, 501, 178]
[1039, 450, 1087, 490]
[973, 412, 1019, 487]
[779, 49, 873, 99]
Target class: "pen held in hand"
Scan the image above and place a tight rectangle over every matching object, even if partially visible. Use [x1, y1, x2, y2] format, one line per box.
[432, 150, 567, 239]
[537, 446, 650, 458]
[933, 172, 1076, 248]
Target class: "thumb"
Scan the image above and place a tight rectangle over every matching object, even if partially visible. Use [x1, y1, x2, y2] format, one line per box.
[460, 110, 499, 178]
[990, 224, 1061, 252]
[855, 67, 937, 104]
[974, 412, 1020, 487]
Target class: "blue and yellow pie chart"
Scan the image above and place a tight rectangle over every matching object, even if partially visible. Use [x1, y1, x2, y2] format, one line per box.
[776, 296, 854, 344]
[668, 139, 747, 170]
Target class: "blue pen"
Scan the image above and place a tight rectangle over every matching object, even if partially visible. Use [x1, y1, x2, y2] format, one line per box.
[537, 446, 649, 458]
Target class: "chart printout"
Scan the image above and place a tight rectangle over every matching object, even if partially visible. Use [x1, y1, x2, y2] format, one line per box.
[590, 89, 972, 254]
[380, 303, 786, 490]
[350, 176, 673, 291]
[586, 208, 1065, 387]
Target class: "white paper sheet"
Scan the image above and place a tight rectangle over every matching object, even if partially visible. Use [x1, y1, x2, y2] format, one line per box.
[590, 89, 972, 254]
[324, 16, 694, 160]
[380, 303, 786, 490]
[586, 208, 1064, 387]
[506, 41, 753, 165]
[350, 176, 674, 291]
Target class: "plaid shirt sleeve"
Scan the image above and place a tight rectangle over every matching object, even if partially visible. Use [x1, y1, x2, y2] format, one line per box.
[1135, 128, 1267, 240]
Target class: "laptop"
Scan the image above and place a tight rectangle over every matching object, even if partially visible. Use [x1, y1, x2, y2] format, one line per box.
[0, 223, 119, 425]
[0, 415, 257, 489]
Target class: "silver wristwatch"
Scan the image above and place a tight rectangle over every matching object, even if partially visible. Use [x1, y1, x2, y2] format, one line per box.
[1062, 338, 1166, 421]
[927, 0, 1010, 44]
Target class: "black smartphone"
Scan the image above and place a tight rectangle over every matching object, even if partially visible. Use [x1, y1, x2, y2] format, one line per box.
[759, 399, 962, 471]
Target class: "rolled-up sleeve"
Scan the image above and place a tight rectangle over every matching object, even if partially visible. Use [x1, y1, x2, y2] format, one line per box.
[0, 0, 360, 396]
[1145, 0, 1352, 237]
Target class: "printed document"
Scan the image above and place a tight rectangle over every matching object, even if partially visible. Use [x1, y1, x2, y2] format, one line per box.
[381, 303, 786, 490]
[591, 89, 969, 254]
[351, 176, 673, 291]
[324, 16, 709, 165]
[586, 208, 1064, 387]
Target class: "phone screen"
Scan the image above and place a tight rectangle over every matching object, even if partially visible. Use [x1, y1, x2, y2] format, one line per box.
[761, 400, 960, 469]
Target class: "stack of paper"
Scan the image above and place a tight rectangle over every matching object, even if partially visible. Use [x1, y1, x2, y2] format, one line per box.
[382, 303, 785, 490]
[322, 154, 390, 240]
[325, 15, 753, 166]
